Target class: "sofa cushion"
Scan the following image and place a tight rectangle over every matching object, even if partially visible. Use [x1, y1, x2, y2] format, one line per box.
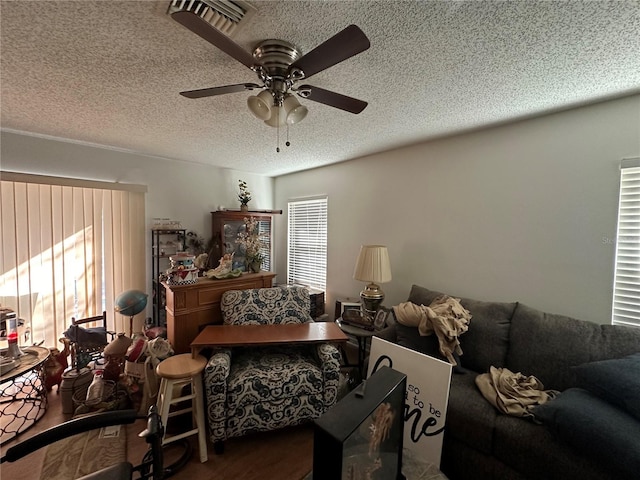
[573, 352, 640, 421]
[507, 303, 640, 391]
[492, 408, 617, 480]
[393, 309, 464, 371]
[533, 388, 640, 480]
[445, 369, 499, 456]
[407, 285, 516, 373]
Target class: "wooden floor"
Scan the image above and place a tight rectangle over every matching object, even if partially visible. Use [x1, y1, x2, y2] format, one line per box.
[1, 344, 360, 480]
[1, 387, 314, 480]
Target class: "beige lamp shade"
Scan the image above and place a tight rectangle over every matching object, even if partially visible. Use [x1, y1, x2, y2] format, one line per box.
[353, 245, 392, 283]
[264, 105, 286, 127]
[353, 245, 392, 318]
[247, 90, 273, 121]
[283, 95, 308, 124]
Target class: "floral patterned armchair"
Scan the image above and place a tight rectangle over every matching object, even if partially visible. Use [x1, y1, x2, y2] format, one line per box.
[203, 286, 341, 452]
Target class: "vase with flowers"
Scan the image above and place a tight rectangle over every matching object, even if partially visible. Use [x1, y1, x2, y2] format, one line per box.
[238, 180, 251, 212]
[236, 216, 264, 273]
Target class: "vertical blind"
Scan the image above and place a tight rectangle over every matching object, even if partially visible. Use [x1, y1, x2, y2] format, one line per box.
[0, 173, 146, 347]
[287, 197, 328, 291]
[612, 158, 640, 328]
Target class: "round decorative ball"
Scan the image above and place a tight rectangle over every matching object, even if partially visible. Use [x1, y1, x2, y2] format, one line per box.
[115, 290, 148, 317]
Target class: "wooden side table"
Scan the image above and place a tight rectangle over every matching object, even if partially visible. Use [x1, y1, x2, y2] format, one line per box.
[190, 322, 348, 357]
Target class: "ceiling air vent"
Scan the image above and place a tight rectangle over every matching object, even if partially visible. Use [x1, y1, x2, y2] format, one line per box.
[167, 0, 256, 38]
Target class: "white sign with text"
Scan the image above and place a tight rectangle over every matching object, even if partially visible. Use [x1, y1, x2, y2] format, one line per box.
[367, 337, 452, 467]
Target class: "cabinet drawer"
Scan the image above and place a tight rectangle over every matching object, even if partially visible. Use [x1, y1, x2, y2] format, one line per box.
[197, 287, 226, 306]
[196, 279, 265, 306]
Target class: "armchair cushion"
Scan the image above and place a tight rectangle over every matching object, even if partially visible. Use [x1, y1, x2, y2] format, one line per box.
[221, 286, 312, 325]
[227, 346, 324, 407]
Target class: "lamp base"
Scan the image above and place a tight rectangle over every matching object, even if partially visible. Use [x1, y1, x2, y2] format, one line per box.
[360, 283, 385, 320]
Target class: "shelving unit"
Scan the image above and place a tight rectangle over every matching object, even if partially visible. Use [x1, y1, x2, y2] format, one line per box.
[151, 228, 186, 326]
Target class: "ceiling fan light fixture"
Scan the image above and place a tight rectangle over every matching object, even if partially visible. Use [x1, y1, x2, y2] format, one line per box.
[264, 105, 286, 127]
[173, 12, 371, 142]
[247, 90, 273, 121]
[283, 95, 308, 125]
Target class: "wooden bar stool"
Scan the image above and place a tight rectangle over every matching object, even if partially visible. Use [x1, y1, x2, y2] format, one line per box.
[156, 353, 208, 463]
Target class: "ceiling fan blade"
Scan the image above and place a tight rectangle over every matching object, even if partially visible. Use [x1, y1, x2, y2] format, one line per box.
[291, 25, 370, 79]
[171, 10, 256, 69]
[297, 85, 367, 114]
[180, 83, 261, 99]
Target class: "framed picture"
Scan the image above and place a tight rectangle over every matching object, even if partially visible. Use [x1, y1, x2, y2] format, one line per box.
[335, 300, 361, 319]
[313, 366, 407, 479]
[373, 308, 388, 330]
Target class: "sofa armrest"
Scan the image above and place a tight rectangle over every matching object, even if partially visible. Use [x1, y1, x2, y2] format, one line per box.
[315, 343, 342, 408]
[375, 323, 397, 343]
[203, 348, 232, 442]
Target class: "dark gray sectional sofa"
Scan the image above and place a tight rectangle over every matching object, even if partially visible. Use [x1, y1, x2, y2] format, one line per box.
[377, 284, 640, 480]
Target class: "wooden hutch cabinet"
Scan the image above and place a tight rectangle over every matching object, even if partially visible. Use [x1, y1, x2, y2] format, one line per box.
[208, 210, 281, 272]
[163, 272, 276, 354]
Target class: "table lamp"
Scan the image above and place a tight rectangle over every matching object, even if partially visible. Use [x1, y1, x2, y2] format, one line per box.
[353, 245, 392, 320]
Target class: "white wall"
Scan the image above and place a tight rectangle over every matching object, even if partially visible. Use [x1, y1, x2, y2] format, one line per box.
[274, 95, 640, 324]
[0, 131, 275, 316]
[3, 95, 639, 325]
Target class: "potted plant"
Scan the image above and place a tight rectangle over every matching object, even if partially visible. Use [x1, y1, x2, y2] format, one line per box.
[238, 180, 251, 212]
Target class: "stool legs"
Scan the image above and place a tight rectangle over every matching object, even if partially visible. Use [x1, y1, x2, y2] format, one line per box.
[156, 374, 208, 463]
[156, 377, 172, 441]
[193, 372, 208, 463]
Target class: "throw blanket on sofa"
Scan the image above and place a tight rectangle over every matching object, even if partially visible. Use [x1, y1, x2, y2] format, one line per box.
[475, 366, 558, 418]
[393, 295, 472, 365]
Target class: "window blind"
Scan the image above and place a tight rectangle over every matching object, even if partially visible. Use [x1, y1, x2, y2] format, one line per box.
[612, 158, 640, 328]
[287, 197, 328, 291]
[0, 175, 146, 346]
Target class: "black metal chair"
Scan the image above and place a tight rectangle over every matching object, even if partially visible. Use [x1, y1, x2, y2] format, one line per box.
[0, 406, 191, 480]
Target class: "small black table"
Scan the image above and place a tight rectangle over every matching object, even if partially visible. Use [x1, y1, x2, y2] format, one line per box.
[335, 319, 376, 378]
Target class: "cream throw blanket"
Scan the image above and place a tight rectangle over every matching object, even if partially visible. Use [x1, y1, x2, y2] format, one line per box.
[475, 366, 558, 418]
[393, 295, 472, 365]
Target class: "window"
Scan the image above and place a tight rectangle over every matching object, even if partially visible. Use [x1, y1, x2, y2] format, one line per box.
[287, 196, 328, 291]
[612, 158, 640, 328]
[0, 172, 146, 346]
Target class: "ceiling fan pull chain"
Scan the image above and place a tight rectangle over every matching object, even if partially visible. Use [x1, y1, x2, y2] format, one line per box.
[286, 124, 291, 147]
[276, 121, 280, 153]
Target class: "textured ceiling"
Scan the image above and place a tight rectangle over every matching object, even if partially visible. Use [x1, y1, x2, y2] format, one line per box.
[2, 1, 640, 177]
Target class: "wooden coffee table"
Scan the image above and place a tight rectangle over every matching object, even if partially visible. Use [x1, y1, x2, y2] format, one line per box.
[190, 322, 349, 357]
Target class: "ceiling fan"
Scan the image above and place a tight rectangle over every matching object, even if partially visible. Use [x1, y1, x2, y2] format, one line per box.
[169, 7, 370, 132]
